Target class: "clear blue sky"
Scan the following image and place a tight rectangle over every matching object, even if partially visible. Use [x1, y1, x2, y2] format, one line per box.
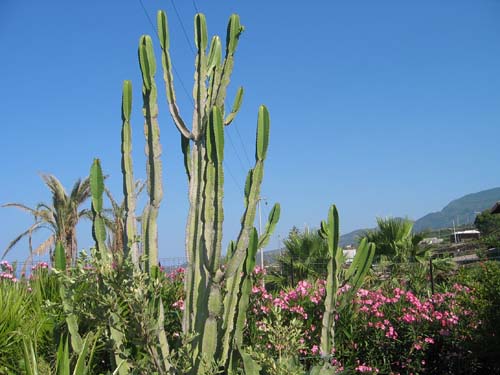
[1, 0, 499, 263]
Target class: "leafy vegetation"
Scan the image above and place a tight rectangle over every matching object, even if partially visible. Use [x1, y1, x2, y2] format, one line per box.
[2, 175, 91, 269]
[1, 5, 499, 375]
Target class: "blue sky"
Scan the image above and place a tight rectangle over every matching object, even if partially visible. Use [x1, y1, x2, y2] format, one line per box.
[1, 0, 499, 263]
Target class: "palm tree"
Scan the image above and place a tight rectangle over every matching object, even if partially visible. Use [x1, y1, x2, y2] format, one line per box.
[2, 174, 91, 268]
[363, 217, 423, 262]
[269, 227, 330, 287]
[362, 217, 455, 291]
[103, 180, 145, 255]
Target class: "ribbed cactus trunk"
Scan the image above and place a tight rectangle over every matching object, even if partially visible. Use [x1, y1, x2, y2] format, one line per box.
[155, 11, 280, 373]
[138, 35, 163, 275]
[313, 205, 375, 373]
[121, 80, 139, 266]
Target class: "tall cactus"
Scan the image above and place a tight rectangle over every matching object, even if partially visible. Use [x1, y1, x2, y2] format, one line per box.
[92, 10, 278, 373]
[90, 158, 110, 264]
[138, 35, 163, 275]
[155, 11, 278, 373]
[312, 204, 375, 373]
[121, 80, 139, 266]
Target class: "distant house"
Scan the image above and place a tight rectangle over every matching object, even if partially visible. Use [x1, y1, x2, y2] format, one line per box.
[420, 237, 444, 245]
[343, 245, 356, 262]
[491, 202, 500, 214]
[450, 229, 480, 243]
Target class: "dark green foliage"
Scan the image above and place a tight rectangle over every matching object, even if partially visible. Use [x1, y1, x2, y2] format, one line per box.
[362, 217, 423, 261]
[272, 227, 330, 287]
[453, 261, 500, 373]
[475, 209, 500, 236]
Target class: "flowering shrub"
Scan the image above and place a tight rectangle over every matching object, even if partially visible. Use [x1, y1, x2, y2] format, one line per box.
[160, 267, 185, 348]
[246, 271, 478, 374]
[0, 260, 17, 282]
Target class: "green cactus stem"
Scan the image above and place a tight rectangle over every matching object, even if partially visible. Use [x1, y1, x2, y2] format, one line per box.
[121, 80, 139, 266]
[138, 35, 163, 275]
[318, 204, 375, 365]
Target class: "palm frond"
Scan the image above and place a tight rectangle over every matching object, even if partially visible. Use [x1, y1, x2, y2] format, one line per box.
[1, 203, 39, 216]
[21, 235, 55, 273]
[2, 222, 44, 259]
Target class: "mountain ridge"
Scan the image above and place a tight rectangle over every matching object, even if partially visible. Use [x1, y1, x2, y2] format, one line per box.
[339, 187, 500, 247]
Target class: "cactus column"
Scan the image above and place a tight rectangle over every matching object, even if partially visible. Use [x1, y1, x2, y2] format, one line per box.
[138, 35, 163, 275]
[155, 11, 279, 373]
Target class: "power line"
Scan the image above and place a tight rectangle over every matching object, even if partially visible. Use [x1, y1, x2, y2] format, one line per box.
[226, 128, 249, 173]
[233, 122, 253, 167]
[192, 0, 200, 14]
[138, 0, 244, 191]
[170, 0, 195, 55]
[138, 0, 194, 107]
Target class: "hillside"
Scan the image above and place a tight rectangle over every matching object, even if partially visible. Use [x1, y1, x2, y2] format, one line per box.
[339, 228, 371, 247]
[338, 187, 500, 246]
[413, 187, 500, 232]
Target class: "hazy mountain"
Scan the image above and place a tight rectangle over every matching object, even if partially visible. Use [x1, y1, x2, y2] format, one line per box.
[339, 228, 371, 247]
[338, 187, 500, 246]
[413, 187, 500, 232]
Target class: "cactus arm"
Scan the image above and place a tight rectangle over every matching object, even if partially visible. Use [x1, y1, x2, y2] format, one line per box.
[90, 158, 109, 262]
[139, 35, 162, 274]
[224, 86, 243, 126]
[181, 135, 191, 181]
[221, 106, 274, 365]
[54, 241, 66, 271]
[257, 202, 280, 249]
[224, 105, 270, 277]
[205, 36, 222, 106]
[156, 298, 173, 372]
[320, 204, 340, 358]
[234, 228, 258, 348]
[192, 13, 208, 139]
[203, 107, 225, 271]
[214, 14, 244, 111]
[121, 80, 139, 266]
[319, 220, 328, 240]
[345, 238, 375, 291]
[182, 16, 210, 340]
[157, 10, 193, 140]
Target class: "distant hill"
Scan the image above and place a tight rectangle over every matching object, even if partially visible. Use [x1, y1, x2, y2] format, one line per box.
[339, 228, 371, 247]
[413, 187, 500, 233]
[338, 187, 500, 246]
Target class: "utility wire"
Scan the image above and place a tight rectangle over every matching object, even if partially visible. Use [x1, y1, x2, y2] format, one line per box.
[226, 128, 249, 172]
[170, 0, 195, 55]
[192, 0, 200, 14]
[138, 0, 195, 107]
[233, 123, 253, 167]
[138, 0, 244, 191]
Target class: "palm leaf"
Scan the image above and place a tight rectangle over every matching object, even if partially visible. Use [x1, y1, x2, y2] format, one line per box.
[2, 222, 44, 259]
